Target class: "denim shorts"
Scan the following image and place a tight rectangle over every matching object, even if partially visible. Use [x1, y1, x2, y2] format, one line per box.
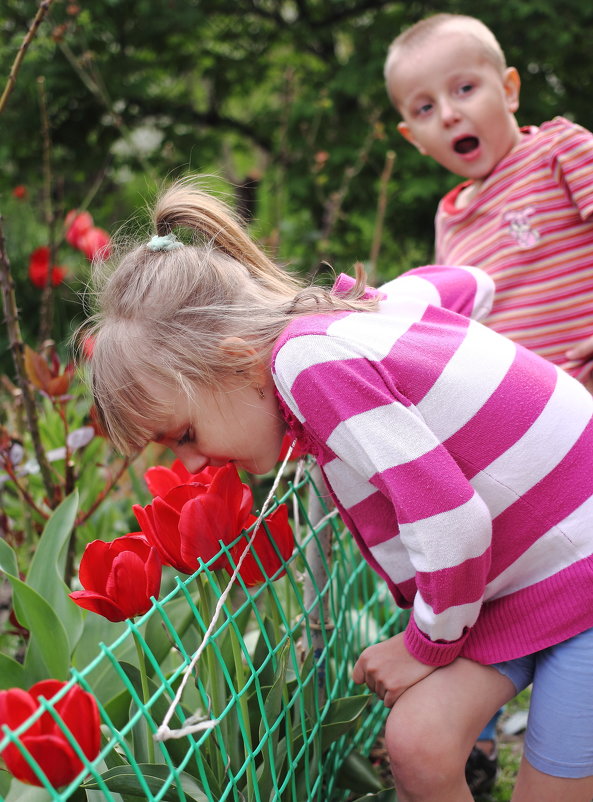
[492, 627, 593, 778]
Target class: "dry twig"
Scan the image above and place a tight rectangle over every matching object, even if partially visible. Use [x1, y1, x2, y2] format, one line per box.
[0, 0, 56, 116]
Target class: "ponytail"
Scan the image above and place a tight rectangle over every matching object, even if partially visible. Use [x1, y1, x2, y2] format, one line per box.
[153, 179, 302, 297]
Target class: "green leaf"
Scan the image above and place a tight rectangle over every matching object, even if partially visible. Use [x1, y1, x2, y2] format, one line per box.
[26, 491, 84, 653]
[252, 615, 279, 689]
[0, 652, 26, 689]
[336, 749, 386, 794]
[0, 538, 19, 577]
[0, 769, 12, 797]
[320, 694, 373, 750]
[0, 570, 70, 683]
[0, 536, 71, 681]
[3, 778, 52, 801]
[81, 763, 208, 801]
[144, 596, 199, 669]
[257, 641, 291, 800]
[116, 661, 214, 787]
[349, 789, 399, 802]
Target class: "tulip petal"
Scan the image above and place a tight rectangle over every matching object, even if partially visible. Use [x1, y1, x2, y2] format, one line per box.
[229, 505, 294, 586]
[21, 734, 81, 787]
[69, 590, 127, 622]
[77, 540, 112, 593]
[58, 685, 101, 761]
[144, 466, 182, 497]
[0, 688, 38, 731]
[178, 494, 232, 570]
[108, 551, 154, 618]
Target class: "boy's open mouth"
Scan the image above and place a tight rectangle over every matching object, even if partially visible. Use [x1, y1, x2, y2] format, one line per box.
[454, 136, 479, 154]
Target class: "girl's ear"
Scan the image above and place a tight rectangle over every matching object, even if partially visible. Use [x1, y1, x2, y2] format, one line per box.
[397, 121, 427, 155]
[503, 67, 521, 113]
[220, 336, 266, 385]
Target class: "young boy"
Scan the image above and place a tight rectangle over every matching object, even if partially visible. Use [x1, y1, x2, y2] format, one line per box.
[384, 13, 593, 388]
[384, 12, 593, 795]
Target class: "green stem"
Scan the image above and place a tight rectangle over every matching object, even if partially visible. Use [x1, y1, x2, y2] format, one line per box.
[133, 628, 155, 764]
[228, 620, 255, 800]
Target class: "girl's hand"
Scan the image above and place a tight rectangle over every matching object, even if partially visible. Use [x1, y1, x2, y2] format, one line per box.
[352, 632, 437, 708]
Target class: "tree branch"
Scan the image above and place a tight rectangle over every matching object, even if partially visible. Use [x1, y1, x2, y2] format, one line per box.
[0, 0, 56, 116]
[0, 219, 57, 506]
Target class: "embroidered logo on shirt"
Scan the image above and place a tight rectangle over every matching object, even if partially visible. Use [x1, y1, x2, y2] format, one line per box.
[503, 207, 541, 249]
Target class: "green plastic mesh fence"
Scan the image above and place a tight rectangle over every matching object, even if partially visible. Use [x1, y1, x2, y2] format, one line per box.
[0, 463, 406, 801]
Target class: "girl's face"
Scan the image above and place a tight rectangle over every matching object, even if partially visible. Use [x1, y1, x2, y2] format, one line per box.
[151, 374, 287, 476]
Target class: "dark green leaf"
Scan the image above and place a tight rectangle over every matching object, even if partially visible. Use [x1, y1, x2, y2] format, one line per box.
[81, 763, 208, 801]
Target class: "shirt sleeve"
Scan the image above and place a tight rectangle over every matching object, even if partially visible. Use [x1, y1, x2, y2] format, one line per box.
[549, 119, 593, 221]
[379, 264, 494, 322]
[273, 331, 494, 666]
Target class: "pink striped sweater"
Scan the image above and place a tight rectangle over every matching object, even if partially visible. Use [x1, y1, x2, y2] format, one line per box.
[435, 117, 593, 380]
[272, 265, 593, 667]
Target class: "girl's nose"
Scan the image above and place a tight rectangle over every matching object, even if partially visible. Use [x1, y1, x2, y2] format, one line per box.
[172, 446, 210, 474]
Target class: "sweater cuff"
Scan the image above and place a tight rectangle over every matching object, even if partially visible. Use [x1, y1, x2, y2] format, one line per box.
[404, 616, 468, 667]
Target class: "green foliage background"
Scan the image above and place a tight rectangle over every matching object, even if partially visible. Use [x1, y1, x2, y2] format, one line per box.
[2, 0, 593, 362]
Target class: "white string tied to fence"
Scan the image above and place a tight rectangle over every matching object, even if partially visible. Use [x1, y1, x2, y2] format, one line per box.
[155, 441, 299, 742]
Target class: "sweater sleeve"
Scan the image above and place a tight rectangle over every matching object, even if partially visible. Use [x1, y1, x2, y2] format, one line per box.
[273, 329, 494, 667]
[379, 264, 494, 322]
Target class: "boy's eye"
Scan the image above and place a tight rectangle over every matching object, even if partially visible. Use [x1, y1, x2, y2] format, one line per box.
[416, 102, 433, 116]
[458, 82, 474, 95]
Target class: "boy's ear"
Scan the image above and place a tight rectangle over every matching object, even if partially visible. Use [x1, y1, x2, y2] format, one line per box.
[503, 67, 521, 113]
[220, 336, 266, 385]
[397, 121, 427, 155]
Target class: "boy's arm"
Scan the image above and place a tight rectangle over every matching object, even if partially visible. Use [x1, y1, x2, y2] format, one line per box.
[379, 264, 495, 321]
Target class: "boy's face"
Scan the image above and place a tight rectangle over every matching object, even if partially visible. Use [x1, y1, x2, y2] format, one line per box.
[388, 31, 521, 181]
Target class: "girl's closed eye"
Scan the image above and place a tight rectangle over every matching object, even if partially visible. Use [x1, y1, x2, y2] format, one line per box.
[177, 426, 195, 447]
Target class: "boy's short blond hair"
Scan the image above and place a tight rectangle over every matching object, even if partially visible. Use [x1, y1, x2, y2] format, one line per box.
[384, 13, 507, 107]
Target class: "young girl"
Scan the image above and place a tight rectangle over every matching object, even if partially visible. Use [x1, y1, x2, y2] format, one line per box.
[87, 179, 593, 802]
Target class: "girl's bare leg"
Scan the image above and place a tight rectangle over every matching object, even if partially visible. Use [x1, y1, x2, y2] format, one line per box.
[384, 657, 516, 802]
[512, 759, 593, 802]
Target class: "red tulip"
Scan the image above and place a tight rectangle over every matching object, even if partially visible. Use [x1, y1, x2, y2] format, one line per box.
[144, 459, 220, 498]
[69, 534, 162, 622]
[278, 433, 307, 462]
[28, 247, 67, 289]
[0, 679, 100, 787]
[133, 463, 253, 574]
[77, 227, 111, 261]
[12, 185, 27, 200]
[65, 210, 93, 249]
[229, 504, 295, 586]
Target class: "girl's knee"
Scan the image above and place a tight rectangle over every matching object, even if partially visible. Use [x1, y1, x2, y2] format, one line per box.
[384, 703, 467, 795]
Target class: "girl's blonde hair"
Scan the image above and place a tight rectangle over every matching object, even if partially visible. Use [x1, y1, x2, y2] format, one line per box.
[84, 178, 375, 455]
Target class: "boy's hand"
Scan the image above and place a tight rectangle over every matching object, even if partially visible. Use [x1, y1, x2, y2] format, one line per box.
[566, 337, 593, 393]
[352, 632, 437, 708]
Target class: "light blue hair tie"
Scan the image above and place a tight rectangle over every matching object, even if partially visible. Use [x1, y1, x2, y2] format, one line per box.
[146, 233, 184, 252]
